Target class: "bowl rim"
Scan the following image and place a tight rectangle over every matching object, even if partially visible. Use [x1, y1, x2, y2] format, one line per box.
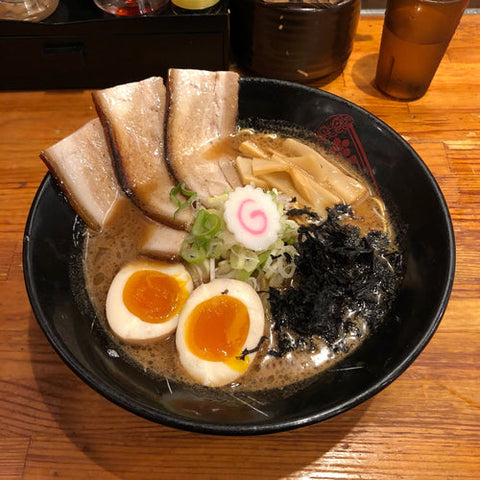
[23, 77, 456, 436]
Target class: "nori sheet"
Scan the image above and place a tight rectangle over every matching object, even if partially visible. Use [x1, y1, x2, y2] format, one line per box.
[268, 205, 404, 356]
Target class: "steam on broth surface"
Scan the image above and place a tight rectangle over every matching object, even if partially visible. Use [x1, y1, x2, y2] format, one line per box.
[83, 129, 403, 391]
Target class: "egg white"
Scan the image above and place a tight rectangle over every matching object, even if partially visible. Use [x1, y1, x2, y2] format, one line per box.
[175, 278, 265, 387]
[106, 259, 193, 343]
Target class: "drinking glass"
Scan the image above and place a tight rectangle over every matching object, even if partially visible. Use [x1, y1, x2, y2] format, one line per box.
[0, 0, 58, 21]
[93, 0, 169, 16]
[375, 0, 468, 101]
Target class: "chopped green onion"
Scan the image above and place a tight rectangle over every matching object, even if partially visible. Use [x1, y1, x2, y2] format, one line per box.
[179, 188, 299, 287]
[170, 182, 197, 219]
[236, 269, 253, 281]
[257, 250, 271, 267]
[191, 209, 222, 241]
[180, 240, 206, 265]
[180, 209, 222, 264]
[206, 237, 223, 259]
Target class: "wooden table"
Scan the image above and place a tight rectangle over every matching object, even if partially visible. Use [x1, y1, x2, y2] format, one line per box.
[1, 14, 479, 480]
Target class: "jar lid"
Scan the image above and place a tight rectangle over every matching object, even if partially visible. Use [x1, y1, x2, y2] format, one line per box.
[172, 0, 219, 9]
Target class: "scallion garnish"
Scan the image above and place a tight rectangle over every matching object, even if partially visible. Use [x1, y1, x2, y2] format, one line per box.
[191, 209, 222, 240]
[180, 209, 222, 264]
[170, 182, 197, 219]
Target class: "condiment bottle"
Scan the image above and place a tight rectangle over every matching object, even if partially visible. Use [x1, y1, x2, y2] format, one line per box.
[171, 0, 222, 14]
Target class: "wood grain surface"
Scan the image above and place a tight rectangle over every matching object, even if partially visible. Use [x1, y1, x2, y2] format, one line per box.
[0, 14, 479, 480]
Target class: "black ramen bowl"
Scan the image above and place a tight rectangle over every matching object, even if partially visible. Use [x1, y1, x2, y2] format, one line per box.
[24, 78, 455, 436]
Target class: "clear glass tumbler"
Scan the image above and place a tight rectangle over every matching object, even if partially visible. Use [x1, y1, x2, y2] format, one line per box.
[93, 0, 169, 16]
[0, 0, 59, 21]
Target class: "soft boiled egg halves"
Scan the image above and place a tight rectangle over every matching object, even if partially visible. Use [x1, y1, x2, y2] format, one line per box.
[176, 278, 266, 387]
[106, 260, 193, 343]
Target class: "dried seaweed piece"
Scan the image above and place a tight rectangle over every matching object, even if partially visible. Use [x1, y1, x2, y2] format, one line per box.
[268, 205, 404, 356]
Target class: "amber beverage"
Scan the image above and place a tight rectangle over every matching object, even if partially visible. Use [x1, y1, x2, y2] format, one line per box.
[375, 0, 468, 100]
[93, 0, 169, 16]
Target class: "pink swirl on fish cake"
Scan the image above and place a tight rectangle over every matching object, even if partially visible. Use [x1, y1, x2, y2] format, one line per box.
[237, 199, 268, 236]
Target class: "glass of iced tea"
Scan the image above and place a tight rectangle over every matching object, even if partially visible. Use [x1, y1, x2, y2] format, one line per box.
[375, 0, 468, 101]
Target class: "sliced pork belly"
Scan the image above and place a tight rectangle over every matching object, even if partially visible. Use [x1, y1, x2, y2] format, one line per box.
[167, 69, 242, 200]
[139, 221, 187, 261]
[40, 118, 122, 232]
[92, 76, 192, 229]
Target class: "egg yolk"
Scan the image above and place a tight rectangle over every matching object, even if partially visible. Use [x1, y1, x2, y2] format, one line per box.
[185, 295, 250, 363]
[123, 269, 188, 324]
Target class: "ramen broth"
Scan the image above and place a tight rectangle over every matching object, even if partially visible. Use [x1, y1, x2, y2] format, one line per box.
[83, 131, 398, 391]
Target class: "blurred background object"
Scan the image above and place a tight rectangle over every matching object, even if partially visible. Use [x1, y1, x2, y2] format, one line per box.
[0, 0, 59, 21]
[362, 0, 478, 9]
[374, 0, 469, 100]
[0, 0, 477, 90]
[93, 0, 169, 16]
[170, 0, 222, 14]
[0, 0, 229, 90]
[229, 0, 361, 83]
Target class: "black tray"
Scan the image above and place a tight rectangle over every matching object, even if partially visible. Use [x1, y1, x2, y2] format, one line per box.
[0, 0, 229, 90]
